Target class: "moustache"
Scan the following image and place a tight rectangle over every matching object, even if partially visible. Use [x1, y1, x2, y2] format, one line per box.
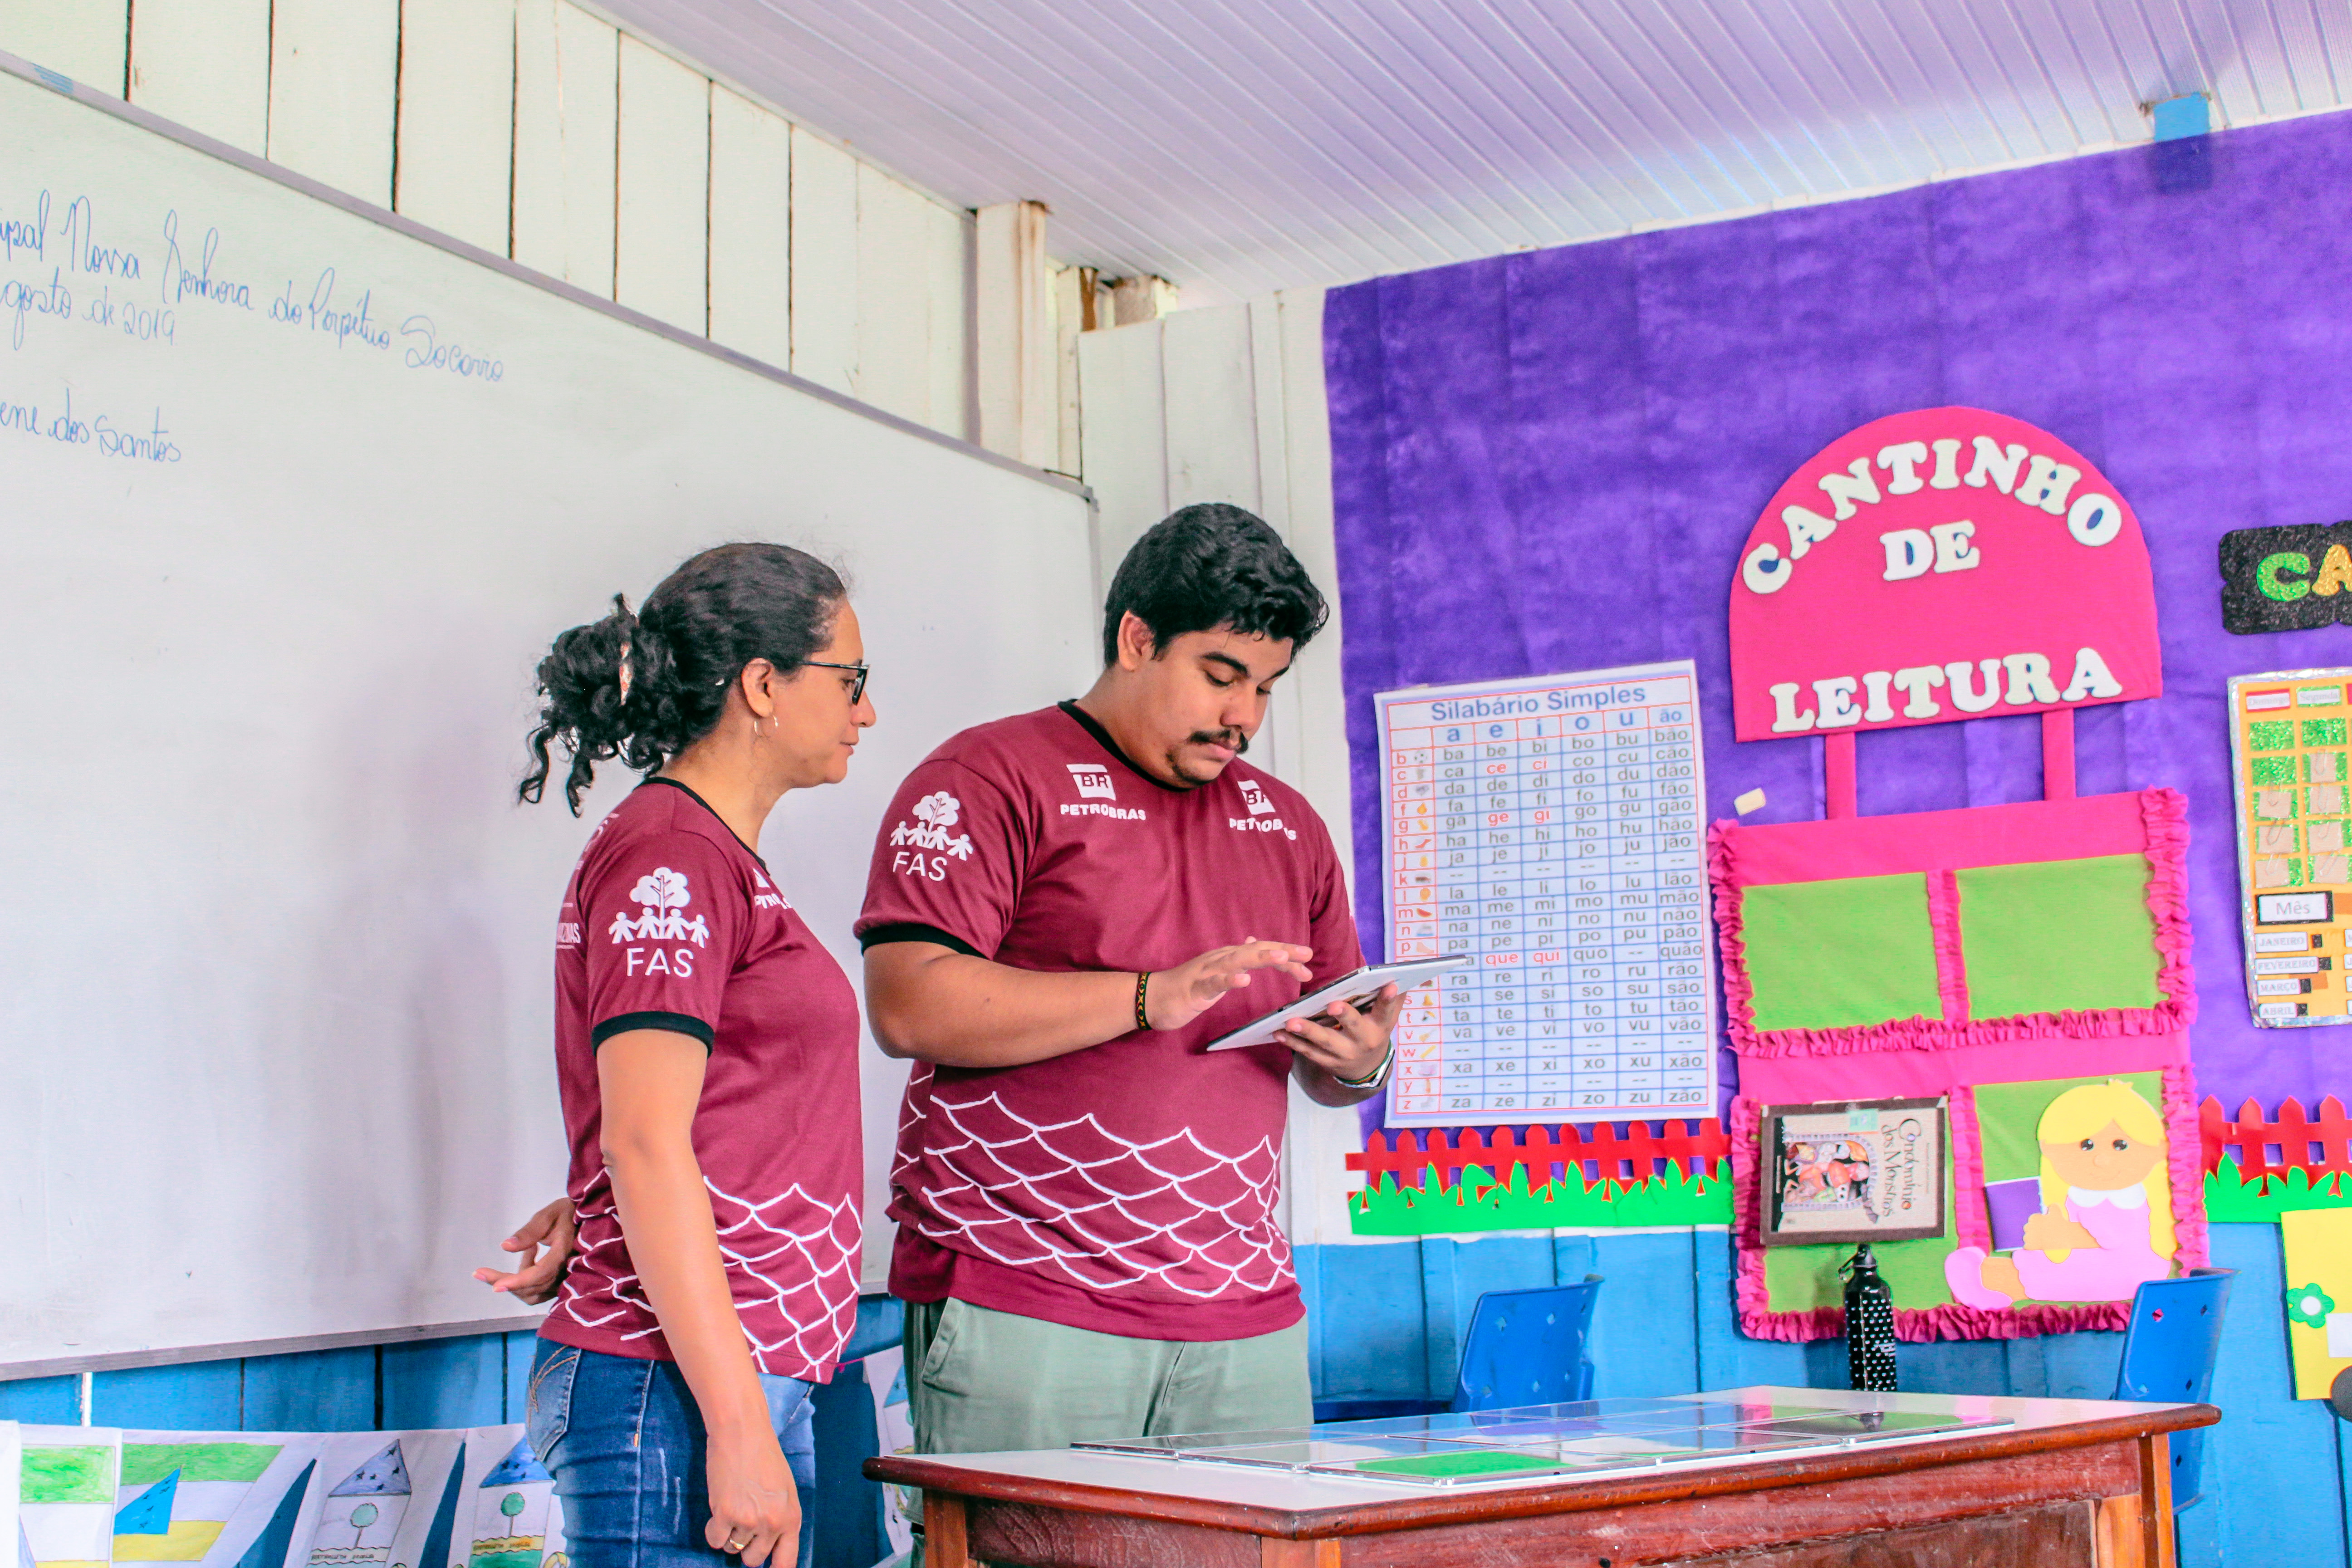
[1187, 730, 1249, 756]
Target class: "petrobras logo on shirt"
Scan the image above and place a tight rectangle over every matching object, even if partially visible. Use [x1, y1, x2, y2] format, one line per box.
[891, 789, 975, 882]
[1067, 762, 1117, 801]
[1229, 780, 1297, 839]
[1060, 800, 1147, 820]
[608, 866, 708, 976]
[751, 868, 789, 912]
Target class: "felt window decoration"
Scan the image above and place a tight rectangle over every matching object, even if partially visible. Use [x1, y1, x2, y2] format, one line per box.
[1716, 788, 2206, 1343]
[1955, 856, 2166, 1020]
[1737, 874, 1941, 1034]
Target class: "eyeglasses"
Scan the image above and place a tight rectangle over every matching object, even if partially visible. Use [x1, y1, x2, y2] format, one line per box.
[802, 659, 870, 705]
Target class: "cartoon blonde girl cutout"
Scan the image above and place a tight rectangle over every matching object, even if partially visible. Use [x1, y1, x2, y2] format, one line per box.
[1945, 1079, 2176, 1308]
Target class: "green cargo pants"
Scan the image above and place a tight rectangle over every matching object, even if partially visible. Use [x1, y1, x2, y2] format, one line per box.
[901, 1297, 1310, 1564]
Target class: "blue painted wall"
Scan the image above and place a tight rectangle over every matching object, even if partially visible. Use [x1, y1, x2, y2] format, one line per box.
[12, 1232, 2340, 1567]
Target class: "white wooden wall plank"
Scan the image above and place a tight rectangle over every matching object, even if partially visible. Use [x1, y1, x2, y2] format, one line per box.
[1161, 303, 1260, 512]
[924, 201, 972, 443]
[1248, 298, 1290, 539]
[707, 83, 790, 367]
[613, 34, 707, 333]
[854, 163, 933, 424]
[974, 201, 1054, 468]
[270, 0, 400, 207]
[511, 0, 615, 293]
[127, 0, 269, 152]
[1054, 263, 1083, 475]
[789, 127, 858, 396]
[1075, 318, 1166, 595]
[0, 0, 127, 94]
[395, 0, 515, 255]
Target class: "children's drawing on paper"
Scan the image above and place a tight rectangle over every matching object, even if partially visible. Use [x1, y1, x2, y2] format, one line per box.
[465, 1440, 557, 1568]
[113, 1441, 290, 1563]
[20, 1428, 121, 1568]
[306, 1443, 409, 1568]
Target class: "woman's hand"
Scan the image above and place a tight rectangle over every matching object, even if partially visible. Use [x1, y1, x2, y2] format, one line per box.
[703, 1419, 802, 1567]
[473, 1198, 578, 1304]
[2022, 1211, 2097, 1253]
[1144, 940, 1314, 1030]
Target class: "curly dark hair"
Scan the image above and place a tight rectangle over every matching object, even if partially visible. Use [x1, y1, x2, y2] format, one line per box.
[519, 543, 847, 813]
[1101, 503, 1328, 664]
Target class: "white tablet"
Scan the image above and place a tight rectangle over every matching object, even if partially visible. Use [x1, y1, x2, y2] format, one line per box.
[1200, 956, 1471, 1052]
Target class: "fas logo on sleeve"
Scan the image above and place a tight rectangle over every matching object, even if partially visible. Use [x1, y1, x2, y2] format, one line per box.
[608, 866, 710, 975]
[891, 790, 976, 882]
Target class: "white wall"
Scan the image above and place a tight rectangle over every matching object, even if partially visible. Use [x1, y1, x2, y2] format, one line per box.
[1076, 294, 1367, 1245]
[0, 0, 979, 442]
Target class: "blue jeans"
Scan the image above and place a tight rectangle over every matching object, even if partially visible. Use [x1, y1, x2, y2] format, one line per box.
[525, 1337, 817, 1568]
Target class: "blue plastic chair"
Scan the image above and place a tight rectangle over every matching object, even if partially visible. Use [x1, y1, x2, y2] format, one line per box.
[1313, 1278, 1603, 1422]
[1449, 1279, 1606, 1411]
[2111, 1267, 2233, 1509]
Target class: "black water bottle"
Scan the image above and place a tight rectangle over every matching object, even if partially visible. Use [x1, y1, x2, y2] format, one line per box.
[1842, 1243, 1897, 1392]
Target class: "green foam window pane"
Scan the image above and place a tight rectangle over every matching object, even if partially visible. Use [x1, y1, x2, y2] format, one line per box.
[1354, 1450, 1561, 1478]
[2252, 755, 2298, 785]
[2251, 720, 2296, 750]
[1975, 1073, 2165, 1188]
[1738, 873, 1941, 1032]
[1956, 855, 2163, 1020]
[2306, 718, 2349, 746]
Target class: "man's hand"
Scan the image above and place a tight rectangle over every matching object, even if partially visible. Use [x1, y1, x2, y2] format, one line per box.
[1144, 940, 1314, 1031]
[472, 1197, 578, 1305]
[1281, 985, 1402, 1093]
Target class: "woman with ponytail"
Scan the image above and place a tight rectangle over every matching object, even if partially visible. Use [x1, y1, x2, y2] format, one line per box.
[496, 543, 874, 1568]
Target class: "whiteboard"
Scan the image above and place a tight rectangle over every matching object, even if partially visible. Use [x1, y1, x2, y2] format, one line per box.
[0, 60, 1097, 1368]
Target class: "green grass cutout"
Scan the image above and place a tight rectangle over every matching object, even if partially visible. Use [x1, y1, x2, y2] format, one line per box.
[1353, 1449, 1562, 1478]
[1350, 1158, 1732, 1236]
[2251, 720, 2296, 751]
[2204, 1156, 2352, 1221]
[2308, 719, 2351, 747]
[23, 1446, 114, 1504]
[123, 1443, 282, 1485]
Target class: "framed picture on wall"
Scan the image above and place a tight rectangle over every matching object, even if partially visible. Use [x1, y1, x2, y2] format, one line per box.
[1758, 1098, 1947, 1248]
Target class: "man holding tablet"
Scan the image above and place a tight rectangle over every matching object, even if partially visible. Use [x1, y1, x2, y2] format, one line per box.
[858, 503, 1400, 1469]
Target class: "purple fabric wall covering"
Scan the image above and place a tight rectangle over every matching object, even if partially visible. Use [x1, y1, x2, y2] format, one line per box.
[1326, 116, 2352, 1129]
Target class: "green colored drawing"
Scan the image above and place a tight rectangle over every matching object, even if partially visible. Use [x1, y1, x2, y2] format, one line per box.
[123, 1443, 282, 1485]
[1349, 1158, 1731, 1236]
[1354, 1449, 1561, 1478]
[2308, 718, 2350, 747]
[2203, 1156, 2352, 1221]
[1740, 873, 1941, 1032]
[473, 1552, 543, 1568]
[2253, 755, 2298, 785]
[2251, 720, 2296, 750]
[24, 1445, 116, 1503]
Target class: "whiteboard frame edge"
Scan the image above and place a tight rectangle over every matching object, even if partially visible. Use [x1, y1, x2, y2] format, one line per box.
[0, 48, 1093, 508]
[0, 1313, 548, 1381]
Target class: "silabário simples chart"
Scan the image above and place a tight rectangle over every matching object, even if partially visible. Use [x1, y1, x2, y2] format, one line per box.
[1377, 662, 1716, 1125]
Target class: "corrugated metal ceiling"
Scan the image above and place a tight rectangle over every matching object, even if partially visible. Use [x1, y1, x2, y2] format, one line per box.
[597, 0, 2352, 303]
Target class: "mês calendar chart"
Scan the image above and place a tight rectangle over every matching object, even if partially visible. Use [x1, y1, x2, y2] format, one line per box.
[1377, 662, 1718, 1127]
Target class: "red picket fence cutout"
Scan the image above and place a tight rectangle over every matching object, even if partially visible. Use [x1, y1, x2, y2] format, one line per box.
[2198, 1094, 2352, 1184]
[1347, 1119, 1730, 1191]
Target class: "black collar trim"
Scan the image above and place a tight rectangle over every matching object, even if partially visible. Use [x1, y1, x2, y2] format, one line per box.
[641, 775, 769, 867]
[1057, 700, 1183, 794]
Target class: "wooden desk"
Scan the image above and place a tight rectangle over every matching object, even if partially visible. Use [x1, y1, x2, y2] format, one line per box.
[866, 1386, 2215, 1568]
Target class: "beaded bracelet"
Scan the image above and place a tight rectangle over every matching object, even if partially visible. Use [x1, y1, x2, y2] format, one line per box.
[1135, 970, 1152, 1032]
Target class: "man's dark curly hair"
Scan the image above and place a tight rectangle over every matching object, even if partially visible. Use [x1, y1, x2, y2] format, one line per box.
[1100, 503, 1328, 664]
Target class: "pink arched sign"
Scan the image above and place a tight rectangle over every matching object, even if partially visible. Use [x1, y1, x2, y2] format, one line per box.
[1729, 407, 2161, 743]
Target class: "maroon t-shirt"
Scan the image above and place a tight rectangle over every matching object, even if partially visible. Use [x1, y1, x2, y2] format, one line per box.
[540, 779, 865, 1382]
[855, 702, 1362, 1341]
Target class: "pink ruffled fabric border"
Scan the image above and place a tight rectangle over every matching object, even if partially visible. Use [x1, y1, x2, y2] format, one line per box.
[1714, 788, 2197, 1058]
